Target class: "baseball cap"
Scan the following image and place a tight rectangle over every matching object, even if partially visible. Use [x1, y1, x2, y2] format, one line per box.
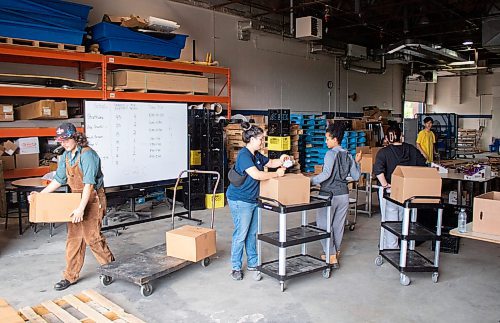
[55, 123, 77, 142]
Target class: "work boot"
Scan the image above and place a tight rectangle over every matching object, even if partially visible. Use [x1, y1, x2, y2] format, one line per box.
[231, 270, 243, 281]
[54, 279, 75, 291]
[321, 254, 339, 269]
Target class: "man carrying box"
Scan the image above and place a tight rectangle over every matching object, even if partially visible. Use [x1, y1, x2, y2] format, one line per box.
[374, 126, 426, 248]
[29, 123, 114, 291]
[310, 123, 362, 267]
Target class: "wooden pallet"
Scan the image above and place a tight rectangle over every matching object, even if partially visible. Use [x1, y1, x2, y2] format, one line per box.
[119, 52, 167, 61]
[17, 289, 145, 323]
[0, 36, 85, 53]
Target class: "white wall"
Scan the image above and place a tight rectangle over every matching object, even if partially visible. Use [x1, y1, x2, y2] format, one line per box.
[64, 0, 402, 114]
[428, 75, 495, 150]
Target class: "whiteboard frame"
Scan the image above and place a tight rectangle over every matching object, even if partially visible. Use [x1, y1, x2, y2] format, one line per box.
[84, 100, 189, 188]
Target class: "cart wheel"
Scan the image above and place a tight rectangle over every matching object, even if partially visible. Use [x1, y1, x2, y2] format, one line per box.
[140, 283, 153, 297]
[280, 282, 285, 292]
[349, 224, 355, 231]
[322, 268, 331, 279]
[432, 272, 439, 283]
[375, 255, 383, 266]
[400, 274, 411, 286]
[201, 257, 211, 267]
[253, 271, 262, 281]
[99, 275, 112, 286]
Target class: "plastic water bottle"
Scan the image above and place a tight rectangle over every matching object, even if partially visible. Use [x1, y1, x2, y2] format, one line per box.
[458, 208, 467, 233]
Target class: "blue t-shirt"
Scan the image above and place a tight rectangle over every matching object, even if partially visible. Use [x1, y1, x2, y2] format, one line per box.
[226, 147, 269, 203]
[53, 146, 104, 189]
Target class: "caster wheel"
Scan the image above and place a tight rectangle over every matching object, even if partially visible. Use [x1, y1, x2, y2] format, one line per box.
[280, 282, 285, 292]
[400, 274, 411, 286]
[100, 275, 112, 286]
[432, 272, 439, 283]
[322, 268, 331, 279]
[349, 224, 355, 231]
[140, 283, 153, 297]
[201, 257, 211, 267]
[375, 255, 383, 266]
[253, 271, 262, 281]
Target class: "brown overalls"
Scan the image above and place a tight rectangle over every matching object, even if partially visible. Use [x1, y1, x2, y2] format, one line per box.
[63, 147, 114, 283]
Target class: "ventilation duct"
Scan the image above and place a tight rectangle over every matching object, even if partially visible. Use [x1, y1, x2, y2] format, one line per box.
[386, 39, 467, 64]
[342, 55, 386, 74]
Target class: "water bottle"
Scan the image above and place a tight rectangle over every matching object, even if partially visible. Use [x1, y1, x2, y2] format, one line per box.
[458, 208, 467, 233]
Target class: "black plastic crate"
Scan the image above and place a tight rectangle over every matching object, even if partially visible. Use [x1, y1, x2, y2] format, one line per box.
[432, 233, 460, 254]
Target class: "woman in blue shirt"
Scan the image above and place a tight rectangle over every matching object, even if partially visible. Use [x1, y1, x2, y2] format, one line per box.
[226, 122, 289, 280]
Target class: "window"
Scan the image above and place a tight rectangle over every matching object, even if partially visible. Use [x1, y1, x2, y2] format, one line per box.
[404, 101, 424, 119]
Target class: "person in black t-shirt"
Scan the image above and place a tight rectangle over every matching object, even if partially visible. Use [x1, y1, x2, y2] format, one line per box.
[374, 126, 426, 249]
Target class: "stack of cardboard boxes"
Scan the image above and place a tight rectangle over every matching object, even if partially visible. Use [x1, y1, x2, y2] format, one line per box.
[225, 115, 268, 166]
[289, 124, 301, 173]
[15, 100, 68, 120]
[0, 137, 40, 171]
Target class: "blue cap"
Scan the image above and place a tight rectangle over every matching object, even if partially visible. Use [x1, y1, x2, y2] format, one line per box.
[55, 123, 77, 142]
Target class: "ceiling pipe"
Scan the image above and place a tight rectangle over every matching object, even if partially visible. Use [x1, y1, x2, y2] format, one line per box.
[290, 0, 294, 36]
[342, 55, 386, 74]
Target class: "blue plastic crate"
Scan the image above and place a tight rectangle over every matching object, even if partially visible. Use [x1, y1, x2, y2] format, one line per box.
[96, 37, 183, 59]
[357, 137, 367, 143]
[344, 131, 356, 137]
[29, 0, 92, 19]
[356, 131, 366, 137]
[92, 22, 187, 49]
[0, 18, 85, 45]
[348, 137, 357, 143]
[0, 0, 78, 18]
[0, 8, 86, 31]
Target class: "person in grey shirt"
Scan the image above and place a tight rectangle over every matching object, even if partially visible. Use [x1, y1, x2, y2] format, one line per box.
[311, 123, 362, 267]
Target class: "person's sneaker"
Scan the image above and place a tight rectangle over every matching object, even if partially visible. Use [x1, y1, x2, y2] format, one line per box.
[54, 279, 75, 291]
[231, 270, 243, 280]
[247, 266, 258, 272]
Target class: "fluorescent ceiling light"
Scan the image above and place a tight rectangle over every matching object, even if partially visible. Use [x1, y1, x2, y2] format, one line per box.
[462, 40, 473, 46]
[447, 60, 475, 66]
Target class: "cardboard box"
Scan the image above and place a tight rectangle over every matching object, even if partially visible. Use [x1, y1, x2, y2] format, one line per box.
[247, 115, 267, 125]
[2, 140, 17, 155]
[351, 119, 366, 130]
[16, 100, 55, 120]
[166, 225, 216, 262]
[260, 173, 310, 205]
[111, 70, 209, 94]
[29, 193, 81, 223]
[357, 147, 382, 173]
[16, 137, 39, 154]
[15, 153, 39, 169]
[0, 105, 13, 121]
[473, 192, 500, 235]
[314, 165, 323, 174]
[0, 298, 24, 323]
[0, 113, 14, 121]
[0, 156, 15, 170]
[53, 101, 68, 119]
[390, 166, 442, 204]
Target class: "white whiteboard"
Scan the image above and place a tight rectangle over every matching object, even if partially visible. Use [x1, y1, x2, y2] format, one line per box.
[85, 101, 188, 187]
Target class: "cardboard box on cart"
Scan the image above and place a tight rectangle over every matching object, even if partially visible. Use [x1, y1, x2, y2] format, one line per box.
[390, 166, 442, 204]
[259, 173, 310, 205]
[166, 225, 216, 262]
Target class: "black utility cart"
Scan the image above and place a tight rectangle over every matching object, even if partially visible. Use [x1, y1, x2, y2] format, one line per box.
[375, 192, 444, 286]
[256, 190, 335, 292]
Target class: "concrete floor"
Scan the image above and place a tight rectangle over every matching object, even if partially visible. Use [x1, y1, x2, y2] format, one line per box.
[0, 204, 499, 323]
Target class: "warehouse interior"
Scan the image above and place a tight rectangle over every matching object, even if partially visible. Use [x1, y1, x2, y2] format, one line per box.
[0, 0, 499, 322]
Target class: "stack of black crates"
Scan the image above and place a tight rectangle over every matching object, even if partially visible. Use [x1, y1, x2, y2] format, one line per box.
[185, 108, 225, 210]
[267, 109, 291, 168]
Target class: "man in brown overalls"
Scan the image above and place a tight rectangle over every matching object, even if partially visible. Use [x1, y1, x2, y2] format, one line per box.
[30, 123, 114, 291]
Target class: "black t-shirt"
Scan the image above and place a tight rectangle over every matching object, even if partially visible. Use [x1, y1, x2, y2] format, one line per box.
[373, 143, 427, 184]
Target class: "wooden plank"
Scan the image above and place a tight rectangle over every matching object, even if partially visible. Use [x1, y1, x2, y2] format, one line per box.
[19, 306, 47, 323]
[40, 300, 80, 323]
[82, 290, 146, 323]
[450, 223, 500, 244]
[62, 295, 112, 323]
[0, 299, 24, 323]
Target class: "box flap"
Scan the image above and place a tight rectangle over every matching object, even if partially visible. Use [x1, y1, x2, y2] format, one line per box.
[393, 166, 439, 178]
[169, 225, 213, 238]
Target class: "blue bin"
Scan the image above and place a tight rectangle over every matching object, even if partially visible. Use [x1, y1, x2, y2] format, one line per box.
[29, 0, 92, 20]
[92, 22, 187, 49]
[349, 137, 357, 143]
[357, 137, 367, 143]
[357, 131, 366, 137]
[0, 0, 78, 18]
[96, 37, 184, 59]
[0, 8, 86, 31]
[0, 18, 85, 45]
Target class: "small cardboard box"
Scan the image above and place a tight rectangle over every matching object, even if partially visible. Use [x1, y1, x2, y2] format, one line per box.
[260, 173, 310, 205]
[0, 113, 14, 121]
[248, 115, 267, 125]
[0, 155, 15, 170]
[16, 137, 39, 154]
[390, 166, 442, 204]
[29, 193, 81, 223]
[0, 105, 13, 122]
[15, 153, 39, 169]
[15, 100, 55, 120]
[314, 165, 323, 174]
[357, 146, 382, 174]
[473, 192, 500, 235]
[53, 101, 68, 119]
[166, 225, 216, 262]
[351, 119, 366, 130]
[2, 140, 18, 155]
